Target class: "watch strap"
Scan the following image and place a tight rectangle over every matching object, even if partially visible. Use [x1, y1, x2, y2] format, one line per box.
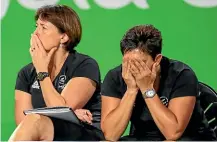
[37, 72, 49, 81]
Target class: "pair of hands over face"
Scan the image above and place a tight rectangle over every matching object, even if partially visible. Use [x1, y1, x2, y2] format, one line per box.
[122, 51, 159, 93]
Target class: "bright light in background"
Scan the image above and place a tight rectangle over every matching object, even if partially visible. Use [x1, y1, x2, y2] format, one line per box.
[17, 0, 60, 9]
[184, 0, 217, 8]
[1, 0, 10, 20]
[1, 0, 217, 20]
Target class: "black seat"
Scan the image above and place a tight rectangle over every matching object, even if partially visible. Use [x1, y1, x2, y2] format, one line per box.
[129, 82, 217, 136]
[199, 82, 217, 133]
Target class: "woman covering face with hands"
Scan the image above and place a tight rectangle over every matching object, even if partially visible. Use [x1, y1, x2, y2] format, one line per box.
[101, 25, 216, 141]
[29, 34, 58, 74]
[122, 49, 161, 94]
[9, 5, 104, 141]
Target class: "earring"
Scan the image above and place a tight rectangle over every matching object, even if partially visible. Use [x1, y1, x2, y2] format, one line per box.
[59, 43, 64, 48]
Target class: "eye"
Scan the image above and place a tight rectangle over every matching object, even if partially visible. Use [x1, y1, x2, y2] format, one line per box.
[42, 26, 47, 29]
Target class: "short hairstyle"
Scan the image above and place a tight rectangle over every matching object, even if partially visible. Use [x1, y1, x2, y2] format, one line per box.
[120, 24, 162, 59]
[35, 5, 82, 52]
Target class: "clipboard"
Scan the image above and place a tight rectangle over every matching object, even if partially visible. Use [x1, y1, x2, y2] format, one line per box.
[23, 106, 82, 126]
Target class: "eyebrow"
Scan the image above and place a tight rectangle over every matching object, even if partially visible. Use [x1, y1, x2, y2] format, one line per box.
[36, 23, 44, 26]
[36, 22, 47, 27]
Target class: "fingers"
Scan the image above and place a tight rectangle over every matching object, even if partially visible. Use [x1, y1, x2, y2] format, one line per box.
[30, 34, 46, 54]
[134, 58, 146, 71]
[123, 55, 156, 78]
[135, 59, 149, 71]
[29, 47, 34, 56]
[122, 56, 128, 73]
[133, 59, 152, 73]
[132, 60, 141, 71]
[122, 56, 130, 78]
[75, 109, 93, 125]
[30, 34, 33, 47]
[30, 35, 36, 56]
[82, 109, 93, 121]
[85, 110, 93, 118]
[34, 34, 46, 54]
[30, 35, 38, 57]
[75, 113, 83, 121]
[31, 35, 39, 50]
[82, 114, 92, 125]
[30, 46, 36, 52]
[75, 109, 86, 120]
[130, 60, 140, 75]
[143, 61, 151, 73]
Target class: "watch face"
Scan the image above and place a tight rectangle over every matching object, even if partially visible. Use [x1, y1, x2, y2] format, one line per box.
[37, 73, 44, 80]
[146, 90, 156, 98]
[37, 72, 49, 81]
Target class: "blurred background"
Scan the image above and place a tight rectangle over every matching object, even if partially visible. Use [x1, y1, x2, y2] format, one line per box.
[1, 0, 217, 140]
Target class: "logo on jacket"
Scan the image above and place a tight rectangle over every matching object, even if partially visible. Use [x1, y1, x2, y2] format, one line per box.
[31, 80, 40, 89]
[58, 75, 67, 89]
[160, 96, 168, 106]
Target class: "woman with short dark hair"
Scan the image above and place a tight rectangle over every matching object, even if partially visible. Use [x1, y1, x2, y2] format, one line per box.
[101, 24, 216, 141]
[9, 5, 104, 141]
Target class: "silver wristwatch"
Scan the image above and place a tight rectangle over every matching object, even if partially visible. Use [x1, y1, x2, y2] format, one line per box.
[142, 89, 156, 99]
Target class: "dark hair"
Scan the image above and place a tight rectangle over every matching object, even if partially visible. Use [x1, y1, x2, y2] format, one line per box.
[120, 24, 162, 59]
[35, 5, 82, 52]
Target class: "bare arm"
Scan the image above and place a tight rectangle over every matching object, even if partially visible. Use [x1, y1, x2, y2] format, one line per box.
[39, 77, 96, 110]
[15, 78, 95, 126]
[15, 90, 33, 125]
[130, 57, 198, 140]
[101, 56, 139, 140]
[101, 89, 137, 141]
[30, 33, 98, 109]
[144, 95, 196, 140]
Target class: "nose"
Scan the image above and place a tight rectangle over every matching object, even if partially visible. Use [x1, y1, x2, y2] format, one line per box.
[34, 26, 41, 35]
